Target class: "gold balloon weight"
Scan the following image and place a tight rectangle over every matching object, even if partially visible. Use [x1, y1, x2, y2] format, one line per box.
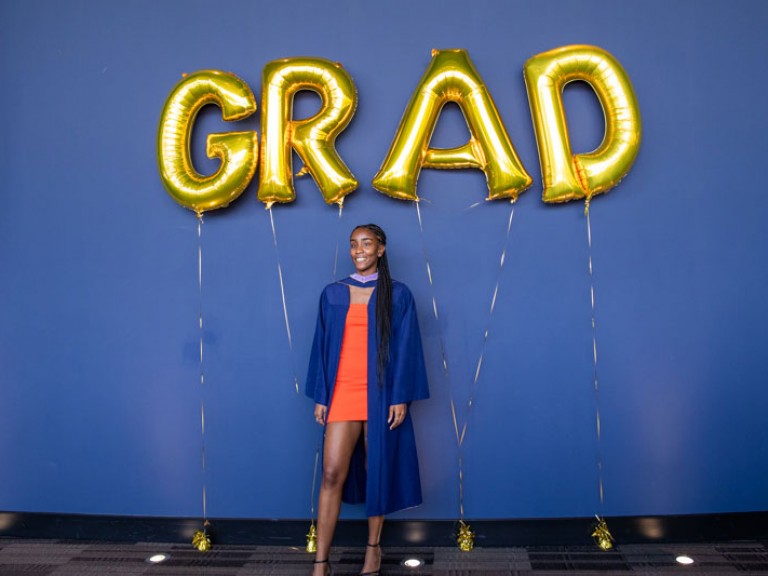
[591, 516, 614, 551]
[457, 520, 475, 552]
[306, 523, 318, 553]
[192, 528, 212, 552]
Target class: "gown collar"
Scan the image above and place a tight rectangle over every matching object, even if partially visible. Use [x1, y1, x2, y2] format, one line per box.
[351, 272, 378, 283]
[340, 275, 379, 288]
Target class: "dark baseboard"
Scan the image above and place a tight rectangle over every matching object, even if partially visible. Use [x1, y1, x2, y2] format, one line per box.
[1, 511, 766, 548]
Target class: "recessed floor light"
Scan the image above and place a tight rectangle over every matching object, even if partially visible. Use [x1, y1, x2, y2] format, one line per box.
[146, 553, 170, 563]
[676, 555, 694, 565]
[402, 557, 424, 568]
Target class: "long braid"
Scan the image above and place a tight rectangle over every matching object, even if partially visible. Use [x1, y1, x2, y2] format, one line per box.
[375, 247, 392, 383]
[356, 224, 392, 384]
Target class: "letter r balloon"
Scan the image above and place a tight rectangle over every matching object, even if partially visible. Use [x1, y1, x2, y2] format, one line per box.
[258, 57, 359, 207]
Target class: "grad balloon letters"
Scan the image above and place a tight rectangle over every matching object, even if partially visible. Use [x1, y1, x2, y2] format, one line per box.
[157, 46, 641, 212]
[373, 49, 532, 202]
[524, 45, 642, 204]
[258, 57, 359, 207]
[157, 70, 258, 215]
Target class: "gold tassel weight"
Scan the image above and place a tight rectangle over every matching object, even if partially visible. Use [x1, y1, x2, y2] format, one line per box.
[306, 523, 318, 553]
[457, 520, 475, 552]
[591, 515, 614, 551]
[192, 527, 212, 552]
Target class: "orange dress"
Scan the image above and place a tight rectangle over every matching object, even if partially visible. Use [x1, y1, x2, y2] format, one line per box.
[327, 303, 368, 422]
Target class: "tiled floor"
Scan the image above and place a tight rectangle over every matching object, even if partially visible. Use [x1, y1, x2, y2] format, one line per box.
[2, 539, 768, 575]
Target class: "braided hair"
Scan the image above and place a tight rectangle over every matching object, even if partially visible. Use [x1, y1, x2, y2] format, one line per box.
[354, 224, 392, 383]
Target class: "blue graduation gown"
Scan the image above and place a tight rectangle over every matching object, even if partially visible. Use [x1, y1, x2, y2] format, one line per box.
[306, 277, 430, 516]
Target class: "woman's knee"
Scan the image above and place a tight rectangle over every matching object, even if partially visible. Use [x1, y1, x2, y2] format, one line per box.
[321, 461, 348, 489]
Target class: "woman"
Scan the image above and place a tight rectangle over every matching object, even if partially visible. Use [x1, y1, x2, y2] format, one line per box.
[306, 224, 429, 576]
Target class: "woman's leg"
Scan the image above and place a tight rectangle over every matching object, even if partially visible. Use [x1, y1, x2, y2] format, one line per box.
[361, 421, 383, 574]
[362, 515, 383, 574]
[314, 421, 363, 574]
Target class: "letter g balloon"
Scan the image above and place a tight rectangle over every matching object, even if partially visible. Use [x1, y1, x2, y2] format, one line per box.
[157, 70, 258, 215]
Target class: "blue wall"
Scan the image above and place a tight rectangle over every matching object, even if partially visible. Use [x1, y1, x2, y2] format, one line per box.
[1, 0, 767, 521]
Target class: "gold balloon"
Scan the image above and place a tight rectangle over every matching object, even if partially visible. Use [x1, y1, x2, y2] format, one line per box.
[524, 45, 641, 204]
[457, 520, 475, 552]
[373, 49, 532, 202]
[306, 523, 318, 553]
[192, 529, 212, 552]
[591, 516, 615, 551]
[258, 57, 358, 207]
[158, 70, 258, 215]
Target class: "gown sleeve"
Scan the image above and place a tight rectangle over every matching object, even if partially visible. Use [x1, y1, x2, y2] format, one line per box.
[390, 283, 430, 405]
[305, 288, 330, 406]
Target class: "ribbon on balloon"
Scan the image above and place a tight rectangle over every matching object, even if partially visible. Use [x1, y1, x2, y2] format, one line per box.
[267, 207, 301, 396]
[415, 200, 517, 552]
[156, 63, 357, 548]
[372, 48, 533, 550]
[523, 44, 642, 547]
[196, 215, 211, 552]
[585, 208, 613, 549]
[306, 446, 321, 553]
[258, 53, 359, 394]
[254, 55, 360, 551]
[265, 199, 346, 555]
[267, 202, 346, 392]
[157, 69, 263, 550]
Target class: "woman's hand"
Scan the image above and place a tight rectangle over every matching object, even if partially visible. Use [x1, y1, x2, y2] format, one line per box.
[314, 404, 328, 426]
[388, 403, 407, 430]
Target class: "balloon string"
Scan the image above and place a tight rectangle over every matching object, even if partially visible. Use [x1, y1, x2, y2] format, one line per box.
[415, 202, 459, 515]
[586, 208, 606, 514]
[457, 201, 515, 446]
[310, 443, 321, 520]
[268, 207, 300, 395]
[414, 199, 517, 521]
[197, 215, 208, 524]
[309, 204, 346, 525]
[332, 202, 344, 281]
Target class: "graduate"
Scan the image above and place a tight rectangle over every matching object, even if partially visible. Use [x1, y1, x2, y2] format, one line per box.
[306, 224, 429, 576]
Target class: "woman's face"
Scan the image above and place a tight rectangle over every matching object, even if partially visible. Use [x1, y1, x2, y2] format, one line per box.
[349, 227, 385, 276]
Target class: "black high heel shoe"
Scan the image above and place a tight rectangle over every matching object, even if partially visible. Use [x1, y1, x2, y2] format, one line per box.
[313, 558, 332, 575]
[360, 542, 381, 576]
